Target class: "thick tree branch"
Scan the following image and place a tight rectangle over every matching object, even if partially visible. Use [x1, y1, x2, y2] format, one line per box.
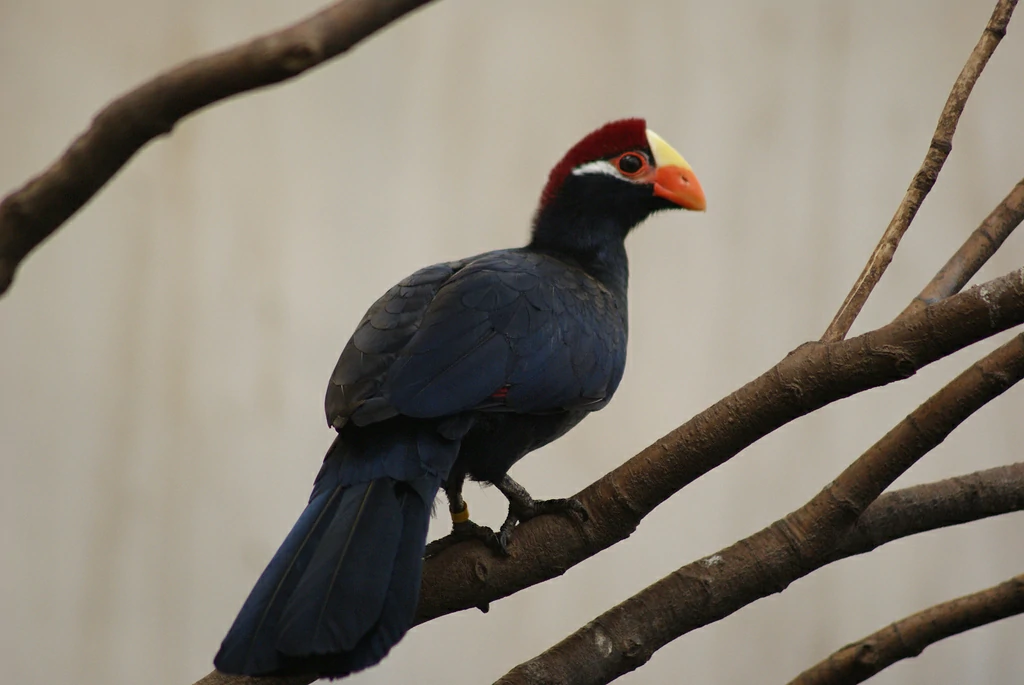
[788, 574, 1024, 685]
[496, 333, 1024, 685]
[417, 268, 1024, 626]
[821, 0, 1017, 342]
[0, 0, 437, 296]
[194, 464, 1024, 685]
[900, 177, 1024, 318]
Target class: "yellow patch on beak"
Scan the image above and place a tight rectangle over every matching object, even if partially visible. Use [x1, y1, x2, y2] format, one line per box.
[646, 129, 693, 172]
[645, 128, 706, 211]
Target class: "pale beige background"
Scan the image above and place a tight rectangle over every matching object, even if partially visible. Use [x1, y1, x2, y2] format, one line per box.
[2, 1, 1023, 684]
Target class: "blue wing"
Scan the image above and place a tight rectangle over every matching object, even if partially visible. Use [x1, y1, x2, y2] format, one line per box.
[325, 250, 627, 428]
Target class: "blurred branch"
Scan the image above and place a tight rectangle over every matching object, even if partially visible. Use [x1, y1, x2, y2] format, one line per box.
[787, 574, 1024, 685]
[417, 268, 1024, 626]
[496, 333, 1024, 685]
[0, 0, 437, 297]
[821, 0, 1017, 342]
[192, 672, 313, 685]
[900, 176, 1024, 318]
[828, 462, 1024, 562]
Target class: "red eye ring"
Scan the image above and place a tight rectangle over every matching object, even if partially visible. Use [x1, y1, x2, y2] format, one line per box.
[613, 152, 649, 177]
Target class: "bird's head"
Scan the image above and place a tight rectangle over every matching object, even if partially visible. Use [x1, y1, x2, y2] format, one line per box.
[534, 118, 705, 241]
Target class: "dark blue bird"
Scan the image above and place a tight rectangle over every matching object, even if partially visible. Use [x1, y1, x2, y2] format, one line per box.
[214, 118, 706, 678]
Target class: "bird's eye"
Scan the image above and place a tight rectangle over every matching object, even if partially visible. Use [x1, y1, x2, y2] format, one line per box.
[615, 153, 645, 175]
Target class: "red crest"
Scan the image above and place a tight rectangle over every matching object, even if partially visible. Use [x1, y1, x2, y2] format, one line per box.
[538, 118, 649, 209]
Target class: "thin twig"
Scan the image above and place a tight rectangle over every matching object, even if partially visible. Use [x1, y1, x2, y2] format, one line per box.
[788, 574, 1024, 685]
[0, 0, 437, 296]
[495, 334, 1024, 685]
[821, 0, 1017, 342]
[900, 176, 1024, 317]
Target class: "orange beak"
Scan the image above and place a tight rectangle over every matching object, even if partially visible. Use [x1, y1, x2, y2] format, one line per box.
[654, 164, 706, 211]
[646, 128, 706, 212]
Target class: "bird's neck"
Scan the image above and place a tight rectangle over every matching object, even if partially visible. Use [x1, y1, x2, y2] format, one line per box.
[528, 210, 632, 299]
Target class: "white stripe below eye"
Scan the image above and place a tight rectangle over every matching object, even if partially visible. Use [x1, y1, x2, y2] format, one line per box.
[572, 160, 625, 180]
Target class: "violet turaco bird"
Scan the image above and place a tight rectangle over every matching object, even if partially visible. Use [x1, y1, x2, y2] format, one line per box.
[215, 118, 706, 678]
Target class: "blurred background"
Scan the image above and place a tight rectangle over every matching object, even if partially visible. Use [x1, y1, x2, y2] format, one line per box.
[2, 1, 1023, 683]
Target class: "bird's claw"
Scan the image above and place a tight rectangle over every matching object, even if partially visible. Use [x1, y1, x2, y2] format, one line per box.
[424, 519, 506, 559]
[515, 495, 589, 522]
[536, 496, 589, 522]
[497, 496, 589, 551]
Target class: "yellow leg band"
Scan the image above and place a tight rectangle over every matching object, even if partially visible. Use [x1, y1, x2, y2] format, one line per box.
[451, 503, 470, 524]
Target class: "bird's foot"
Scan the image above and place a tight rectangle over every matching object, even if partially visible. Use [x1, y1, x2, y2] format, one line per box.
[424, 517, 506, 559]
[497, 495, 589, 552]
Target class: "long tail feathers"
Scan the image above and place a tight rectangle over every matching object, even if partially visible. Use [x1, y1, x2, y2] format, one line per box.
[214, 465, 439, 677]
[277, 479, 405, 654]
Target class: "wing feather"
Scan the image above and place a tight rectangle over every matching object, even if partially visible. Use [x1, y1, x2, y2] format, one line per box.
[326, 250, 627, 427]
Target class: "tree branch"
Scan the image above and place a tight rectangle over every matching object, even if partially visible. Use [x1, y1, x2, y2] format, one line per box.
[417, 268, 1024, 626]
[192, 673, 314, 685]
[828, 462, 1024, 562]
[194, 463, 1024, 685]
[495, 333, 1024, 685]
[0, 0, 437, 297]
[820, 0, 1017, 342]
[787, 574, 1024, 685]
[900, 177, 1024, 318]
